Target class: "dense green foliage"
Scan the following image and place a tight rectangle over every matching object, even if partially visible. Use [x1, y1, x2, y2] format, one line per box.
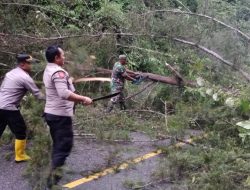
[1, 0, 250, 189]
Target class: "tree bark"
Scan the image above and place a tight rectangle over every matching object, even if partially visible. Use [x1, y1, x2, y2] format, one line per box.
[94, 67, 196, 87]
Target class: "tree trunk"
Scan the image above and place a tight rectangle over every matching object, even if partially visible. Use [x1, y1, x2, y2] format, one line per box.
[95, 67, 196, 87]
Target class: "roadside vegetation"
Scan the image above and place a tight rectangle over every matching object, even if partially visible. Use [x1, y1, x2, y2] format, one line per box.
[1, 0, 250, 189]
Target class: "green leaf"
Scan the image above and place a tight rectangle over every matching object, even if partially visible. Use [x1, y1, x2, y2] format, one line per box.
[66, 24, 80, 31]
[238, 133, 250, 138]
[236, 121, 250, 130]
[244, 176, 250, 187]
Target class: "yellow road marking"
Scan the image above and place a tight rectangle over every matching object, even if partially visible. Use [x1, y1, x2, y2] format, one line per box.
[63, 149, 162, 189]
[63, 134, 206, 189]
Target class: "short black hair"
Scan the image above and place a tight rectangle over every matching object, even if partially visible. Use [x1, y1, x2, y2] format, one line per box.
[17, 53, 31, 64]
[16, 53, 38, 64]
[45, 45, 61, 63]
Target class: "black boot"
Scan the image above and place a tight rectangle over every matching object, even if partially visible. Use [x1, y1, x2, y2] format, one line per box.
[120, 102, 126, 110]
[106, 102, 115, 113]
[46, 167, 63, 189]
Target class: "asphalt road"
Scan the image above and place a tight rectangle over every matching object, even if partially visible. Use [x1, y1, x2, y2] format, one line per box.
[0, 143, 31, 190]
[59, 132, 173, 190]
[0, 130, 200, 190]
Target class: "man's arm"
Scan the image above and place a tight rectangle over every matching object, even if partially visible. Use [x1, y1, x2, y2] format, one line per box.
[24, 77, 45, 100]
[117, 64, 136, 81]
[121, 72, 136, 81]
[52, 72, 92, 105]
[67, 92, 92, 105]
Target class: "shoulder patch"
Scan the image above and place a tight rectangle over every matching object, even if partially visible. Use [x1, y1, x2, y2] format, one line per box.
[58, 71, 65, 78]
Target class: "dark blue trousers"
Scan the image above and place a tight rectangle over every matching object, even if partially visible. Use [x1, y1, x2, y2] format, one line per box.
[44, 113, 73, 169]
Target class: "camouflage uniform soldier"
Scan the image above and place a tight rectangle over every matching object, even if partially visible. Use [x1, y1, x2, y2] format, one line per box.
[107, 55, 137, 112]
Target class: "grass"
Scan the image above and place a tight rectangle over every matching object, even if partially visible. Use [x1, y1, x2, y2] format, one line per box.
[74, 103, 168, 141]
[151, 125, 250, 190]
[123, 179, 145, 189]
[18, 92, 172, 189]
[2, 84, 249, 190]
[0, 128, 14, 146]
[116, 87, 250, 190]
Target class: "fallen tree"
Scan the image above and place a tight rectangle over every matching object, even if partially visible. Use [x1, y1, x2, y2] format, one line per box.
[74, 65, 196, 87]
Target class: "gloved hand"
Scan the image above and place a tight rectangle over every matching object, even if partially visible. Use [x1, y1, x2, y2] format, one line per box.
[131, 76, 142, 85]
[131, 78, 139, 85]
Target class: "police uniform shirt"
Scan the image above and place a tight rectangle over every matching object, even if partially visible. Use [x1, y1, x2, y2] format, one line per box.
[43, 63, 75, 117]
[0, 67, 43, 110]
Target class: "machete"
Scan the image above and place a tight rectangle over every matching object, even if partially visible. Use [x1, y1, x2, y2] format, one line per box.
[92, 92, 120, 102]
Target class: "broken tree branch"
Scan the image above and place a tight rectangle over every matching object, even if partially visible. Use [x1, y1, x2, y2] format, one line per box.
[1, 2, 80, 22]
[173, 38, 250, 81]
[173, 38, 233, 67]
[144, 9, 250, 42]
[2, 29, 249, 81]
[118, 39, 250, 82]
[165, 63, 184, 81]
[116, 44, 172, 58]
[94, 67, 196, 87]
[125, 81, 156, 100]
[175, 0, 191, 12]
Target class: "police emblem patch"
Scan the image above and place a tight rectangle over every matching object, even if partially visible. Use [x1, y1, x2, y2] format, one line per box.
[58, 71, 65, 78]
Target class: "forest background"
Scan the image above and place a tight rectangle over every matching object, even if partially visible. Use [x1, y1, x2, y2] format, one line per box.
[1, 0, 250, 189]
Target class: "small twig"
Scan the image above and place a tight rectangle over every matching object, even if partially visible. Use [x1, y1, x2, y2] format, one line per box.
[165, 101, 168, 131]
[1, 2, 80, 22]
[103, 138, 171, 143]
[33, 69, 44, 79]
[107, 55, 116, 66]
[0, 50, 16, 55]
[132, 177, 171, 190]
[143, 81, 159, 101]
[117, 44, 172, 58]
[40, 11, 62, 37]
[155, 133, 197, 146]
[125, 82, 156, 100]
[175, 137, 196, 146]
[165, 63, 183, 81]
[193, 120, 202, 130]
[174, 0, 191, 12]
[163, 100, 169, 133]
[73, 133, 96, 137]
[0, 63, 10, 68]
[222, 119, 236, 127]
[123, 109, 165, 117]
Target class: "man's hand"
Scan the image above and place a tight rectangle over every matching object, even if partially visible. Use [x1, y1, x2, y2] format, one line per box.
[81, 96, 93, 105]
[132, 74, 143, 85]
[69, 77, 74, 83]
[134, 72, 142, 76]
[131, 78, 140, 85]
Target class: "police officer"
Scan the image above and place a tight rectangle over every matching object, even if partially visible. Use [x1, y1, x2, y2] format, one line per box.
[0, 53, 44, 162]
[107, 55, 137, 112]
[43, 45, 92, 186]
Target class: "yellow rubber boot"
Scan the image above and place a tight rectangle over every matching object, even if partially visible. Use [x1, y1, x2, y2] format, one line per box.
[15, 139, 31, 162]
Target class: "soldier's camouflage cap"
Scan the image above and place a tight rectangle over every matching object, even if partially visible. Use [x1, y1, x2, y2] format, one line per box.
[119, 55, 126, 59]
